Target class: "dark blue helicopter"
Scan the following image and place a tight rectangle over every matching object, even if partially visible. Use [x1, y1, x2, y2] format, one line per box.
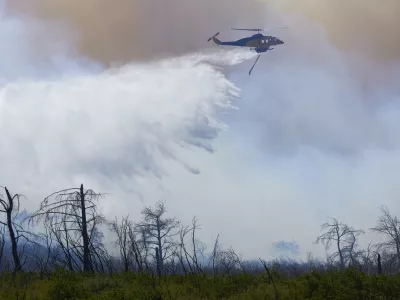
[207, 27, 286, 74]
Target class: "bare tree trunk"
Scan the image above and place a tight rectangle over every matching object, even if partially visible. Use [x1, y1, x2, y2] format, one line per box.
[156, 218, 164, 274]
[5, 188, 22, 272]
[212, 234, 219, 276]
[124, 257, 129, 272]
[129, 230, 144, 272]
[335, 228, 344, 270]
[80, 184, 91, 272]
[155, 247, 161, 277]
[0, 228, 5, 269]
[377, 253, 382, 274]
[260, 258, 280, 300]
[110, 216, 131, 273]
[371, 207, 400, 267]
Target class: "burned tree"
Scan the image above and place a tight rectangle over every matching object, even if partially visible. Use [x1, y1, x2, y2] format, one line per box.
[109, 215, 132, 272]
[0, 187, 24, 272]
[128, 223, 148, 272]
[32, 223, 56, 277]
[0, 227, 4, 270]
[371, 206, 400, 267]
[28, 184, 105, 273]
[178, 216, 206, 275]
[136, 200, 180, 275]
[211, 234, 220, 276]
[315, 217, 364, 270]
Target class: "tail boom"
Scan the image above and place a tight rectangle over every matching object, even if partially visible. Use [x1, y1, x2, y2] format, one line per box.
[212, 37, 222, 45]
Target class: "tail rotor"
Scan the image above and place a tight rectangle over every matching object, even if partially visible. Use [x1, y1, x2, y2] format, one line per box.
[207, 32, 220, 42]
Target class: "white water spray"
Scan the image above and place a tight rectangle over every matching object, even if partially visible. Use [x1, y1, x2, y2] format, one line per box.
[0, 49, 254, 193]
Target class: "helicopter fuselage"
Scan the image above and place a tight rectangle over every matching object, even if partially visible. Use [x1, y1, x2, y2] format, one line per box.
[212, 33, 284, 53]
[207, 28, 286, 75]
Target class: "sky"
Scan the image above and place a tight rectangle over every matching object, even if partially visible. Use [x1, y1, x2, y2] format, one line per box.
[1, 0, 400, 261]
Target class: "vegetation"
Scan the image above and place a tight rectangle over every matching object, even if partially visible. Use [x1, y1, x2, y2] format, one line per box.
[1, 267, 400, 299]
[0, 183, 400, 299]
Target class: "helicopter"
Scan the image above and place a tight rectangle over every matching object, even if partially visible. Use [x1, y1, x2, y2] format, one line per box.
[207, 27, 287, 75]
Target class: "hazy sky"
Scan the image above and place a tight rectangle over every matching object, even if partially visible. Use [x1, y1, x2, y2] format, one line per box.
[1, 0, 400, 260]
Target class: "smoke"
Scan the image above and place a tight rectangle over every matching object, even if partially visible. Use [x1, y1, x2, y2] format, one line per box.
[10, 0, 399, 65]
[2, 0, 400, 260]
[210, 4, 400, 257]
[0, 5, 101, 82]
[272, 0, 400, 61]
[7, 0, 267, 65]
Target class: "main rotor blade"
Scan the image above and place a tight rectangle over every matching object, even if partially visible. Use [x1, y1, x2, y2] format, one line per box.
[231, 27, 288, 31]
[231, 28, 262, 31]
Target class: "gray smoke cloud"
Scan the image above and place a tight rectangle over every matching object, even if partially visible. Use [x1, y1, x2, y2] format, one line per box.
[8, 0, 400, 66]
[7, 0, 268, 65]
[272, 0, 400, 61]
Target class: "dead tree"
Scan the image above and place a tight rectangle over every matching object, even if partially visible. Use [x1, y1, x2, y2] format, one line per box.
[215, 247, 240, 275]
[47, 217, 78, 271]
[136, 200, 180, 275]
[155, 247, 161, 277]
[28, 184, 105, 273]
[359, 242, 374, 274]
[259, 258, 280, 300]
[370, 206, 400, 267]
[0, 227, 5, 270]
[211, 234, 220, 276]
[109, 216, 132, 272]
[377, 252, 382, 274]
[230, 247, 247, 274]
[179, 216, 205, 275]
[128, 224, 147, 272]
[0, 187, 23, 272]
[315, 217, 364, 270]
[33, 224, 55, 277]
